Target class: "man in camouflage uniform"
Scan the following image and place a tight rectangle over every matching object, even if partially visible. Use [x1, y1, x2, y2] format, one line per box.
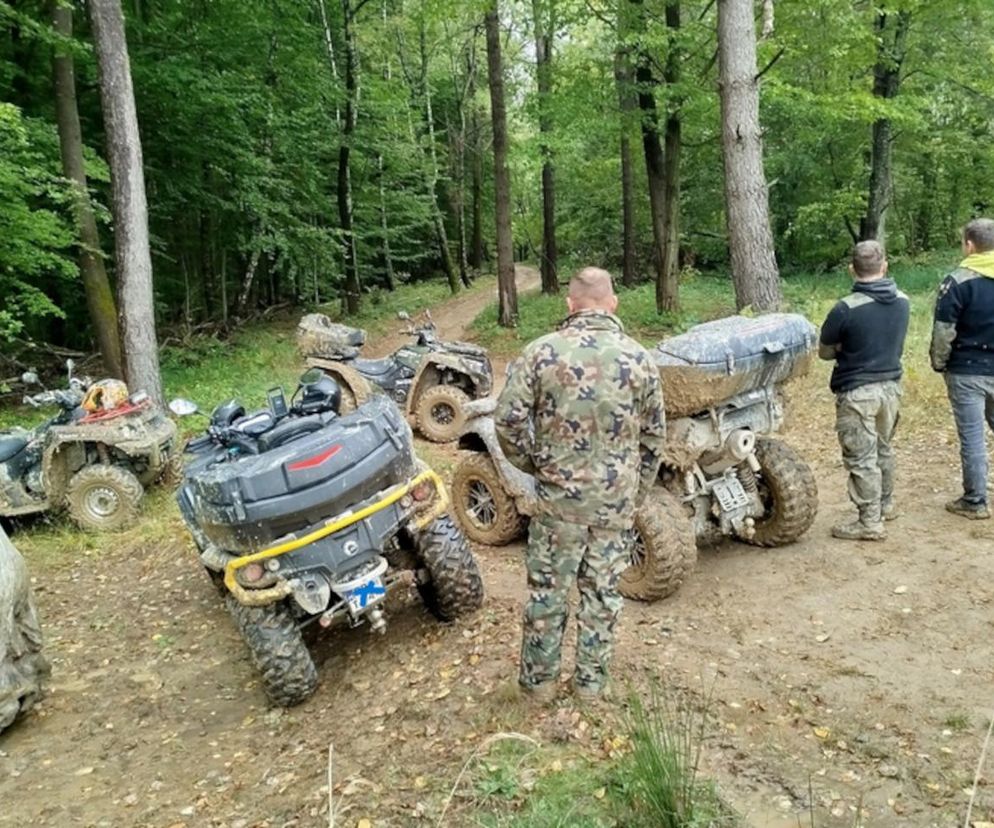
[494, 267, 666, 700]
[819, 240, 910, 541]
[930, 218, 994, 519]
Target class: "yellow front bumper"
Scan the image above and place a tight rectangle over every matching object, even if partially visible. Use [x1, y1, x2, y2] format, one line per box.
[224, 468, 449, 606]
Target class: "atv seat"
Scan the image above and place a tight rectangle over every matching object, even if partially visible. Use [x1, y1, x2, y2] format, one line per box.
[352, 358, 395, 376]
[0, 436, 28, 464]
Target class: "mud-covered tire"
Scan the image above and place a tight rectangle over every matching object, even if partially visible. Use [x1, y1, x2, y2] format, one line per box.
[65, 465, 143, 532]
[416, 515, 484, 621]
[158, 450, 186, 487]
[746, 437, 818, 547]
[620, 488, 697, 602]
[223, 596, 318, 707]
[450, 453, 526, 546]
[415, 385, 470, 443]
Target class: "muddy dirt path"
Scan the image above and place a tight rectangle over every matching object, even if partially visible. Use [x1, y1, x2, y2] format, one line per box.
[2, 276, 993, 828]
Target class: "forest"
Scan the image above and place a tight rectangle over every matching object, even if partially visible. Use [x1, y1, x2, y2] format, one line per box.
[2, 0, 994, 377]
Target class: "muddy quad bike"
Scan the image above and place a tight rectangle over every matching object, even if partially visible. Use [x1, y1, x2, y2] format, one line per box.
[296, 310, 493, 443]
[172, 369, 484, 707]
[451, 313, 819, 603]
[0, 362, 179, 532]
[0, 524, 49, 734]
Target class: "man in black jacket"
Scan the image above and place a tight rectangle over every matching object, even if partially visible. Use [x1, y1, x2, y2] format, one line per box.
[820, 240, 910, 541]
[930, 218, 994, 520]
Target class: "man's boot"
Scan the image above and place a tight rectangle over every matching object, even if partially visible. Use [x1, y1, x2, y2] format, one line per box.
[831, 519, 886, 541]
[881, 498, 899, 521]
[945, 498, 991, 520]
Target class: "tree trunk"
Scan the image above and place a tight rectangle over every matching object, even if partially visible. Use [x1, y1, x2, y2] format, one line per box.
[717, 0, 782, 312]
[52, 2, 123, 379]
[533, 0, 558, 295]
[660, 1, 681, 303]
[88, 0, 163, 404]
[859, 9, 911, 243]
[377, 154, 395, 290]
[614, 17, 637, 289]
[484, 3, 517, 327]
[469, 103, 485, 271]
[631, 0, 676, 313]
[338, 0, 361, 315]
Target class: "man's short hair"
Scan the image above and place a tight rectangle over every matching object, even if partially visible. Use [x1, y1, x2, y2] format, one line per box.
[851, 240, 886, 278]
[964, 218, 994, 253]
[569, 267, 615, 306]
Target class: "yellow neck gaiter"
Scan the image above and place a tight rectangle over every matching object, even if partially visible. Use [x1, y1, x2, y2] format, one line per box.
[960, 252, 994, 278]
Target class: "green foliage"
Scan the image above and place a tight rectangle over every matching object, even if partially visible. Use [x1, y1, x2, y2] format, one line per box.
[0, 103, 76, 342]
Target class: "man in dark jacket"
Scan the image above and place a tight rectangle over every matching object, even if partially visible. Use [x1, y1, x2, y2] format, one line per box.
[820, 240, 910, 541]
[930, 218, 994, 520]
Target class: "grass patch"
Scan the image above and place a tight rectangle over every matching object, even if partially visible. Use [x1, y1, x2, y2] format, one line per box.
[943, 712, 971, 732]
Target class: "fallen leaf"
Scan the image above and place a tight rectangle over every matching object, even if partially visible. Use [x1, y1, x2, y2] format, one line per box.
[593, 787, 606, 800]
[893, 585, 908, 594]
[813, 727, 831, 740]
[357, 820, 372, 828]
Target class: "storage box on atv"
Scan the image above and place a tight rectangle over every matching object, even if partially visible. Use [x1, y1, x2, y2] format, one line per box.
[654, 313, 817, 417]
[296, 314, 367, 360]
[183, 395, 417, 552]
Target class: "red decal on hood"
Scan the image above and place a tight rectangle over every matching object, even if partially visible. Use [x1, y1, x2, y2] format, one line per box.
[288, 444, 342, 471]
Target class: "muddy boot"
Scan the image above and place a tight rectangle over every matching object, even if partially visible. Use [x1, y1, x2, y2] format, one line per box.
[831, 520, 886, 541]
[517, 680, 559, 705]
[945, 498, 991, 520]
[881, 498, 899, 521]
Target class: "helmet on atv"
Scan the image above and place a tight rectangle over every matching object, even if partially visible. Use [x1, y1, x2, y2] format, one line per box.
[297, 370, 341, 415]
[211, 399, 246, 428]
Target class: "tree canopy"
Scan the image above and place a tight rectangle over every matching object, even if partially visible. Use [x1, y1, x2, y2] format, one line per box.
[2, 0, 993, 357]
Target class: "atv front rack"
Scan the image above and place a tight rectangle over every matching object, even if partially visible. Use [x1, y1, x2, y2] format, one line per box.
[223, 468, 449, 606]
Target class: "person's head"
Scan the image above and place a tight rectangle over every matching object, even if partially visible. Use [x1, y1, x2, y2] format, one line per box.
[566, 267, 618, 315]
[849, 240, 888, 281]
[962, 218, 994, 255]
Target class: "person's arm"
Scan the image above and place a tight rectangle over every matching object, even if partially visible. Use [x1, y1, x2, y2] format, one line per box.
[636, 364, 667, 505]
[930, 276, 961, 372]
[494, 353, 537, 474]
[818, 303, 845, 361]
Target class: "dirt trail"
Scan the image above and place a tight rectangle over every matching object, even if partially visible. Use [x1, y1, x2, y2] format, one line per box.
[2, 277, 993, 828]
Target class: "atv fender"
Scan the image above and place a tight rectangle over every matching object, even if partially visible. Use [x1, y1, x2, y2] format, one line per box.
[457, 413, 537, 515]
[407, 354, 492, 416]
[305, 359, 373, 410]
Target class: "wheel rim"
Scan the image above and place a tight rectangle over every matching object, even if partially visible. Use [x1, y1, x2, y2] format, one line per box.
[431, 401, 455, 425]
[85, 485, 120, 519]
[466, 479, 497, 528]
[627, 528, 647, 572]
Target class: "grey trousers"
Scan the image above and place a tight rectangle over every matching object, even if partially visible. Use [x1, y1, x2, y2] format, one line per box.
[835, 380, 902, 525]
[944, 373, 994, 505]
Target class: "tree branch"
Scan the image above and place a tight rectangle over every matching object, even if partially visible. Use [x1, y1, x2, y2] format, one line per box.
[754, 46, 785, 82]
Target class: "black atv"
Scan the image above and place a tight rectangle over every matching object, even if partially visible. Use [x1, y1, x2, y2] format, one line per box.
[171, 369, 484, 707]
[296, 311, 493, 442]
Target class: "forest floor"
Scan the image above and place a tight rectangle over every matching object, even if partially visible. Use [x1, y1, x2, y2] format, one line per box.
[2, 265, 993, 828]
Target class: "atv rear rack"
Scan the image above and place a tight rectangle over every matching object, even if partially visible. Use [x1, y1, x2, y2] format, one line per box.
[223, 467, 449, 605]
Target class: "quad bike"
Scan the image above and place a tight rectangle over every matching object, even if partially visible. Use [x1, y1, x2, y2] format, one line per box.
[0, 361, 179, 531]
[296, 310, 493, 442]
[171, 369, 484, 707]
[0, 524, 49, 734]
[451, 314, 819, 603]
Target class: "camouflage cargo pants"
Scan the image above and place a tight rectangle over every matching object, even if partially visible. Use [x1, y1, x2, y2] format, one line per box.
[835, 380, 902, 526]
[519, 515, 629, 693]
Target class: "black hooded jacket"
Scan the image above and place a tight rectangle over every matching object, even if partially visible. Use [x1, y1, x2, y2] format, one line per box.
[819, 278, 910, 393]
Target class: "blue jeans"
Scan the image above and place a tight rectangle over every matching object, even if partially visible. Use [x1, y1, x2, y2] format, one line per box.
[944, 373, 994, 504]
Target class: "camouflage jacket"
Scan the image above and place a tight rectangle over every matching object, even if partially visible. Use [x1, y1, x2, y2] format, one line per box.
[494, 311, 666, 529]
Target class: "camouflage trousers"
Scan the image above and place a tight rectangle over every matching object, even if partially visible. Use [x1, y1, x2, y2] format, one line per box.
[519, 514, 629, 693]
[835, 380, 902, 526]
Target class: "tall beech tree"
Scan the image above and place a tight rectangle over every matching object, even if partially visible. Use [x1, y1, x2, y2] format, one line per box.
[88, 0, 162, 403]
[717, 0, 782, 312]
[532, 0, 558, 295]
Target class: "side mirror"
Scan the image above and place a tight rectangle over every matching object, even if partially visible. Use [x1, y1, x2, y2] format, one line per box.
[168, 398, 199, 417]
[21, 371, 39, 386]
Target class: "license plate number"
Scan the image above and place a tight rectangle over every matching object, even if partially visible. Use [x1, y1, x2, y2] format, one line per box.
[345, 574, 386, 614]
[713, 477, 750, 512]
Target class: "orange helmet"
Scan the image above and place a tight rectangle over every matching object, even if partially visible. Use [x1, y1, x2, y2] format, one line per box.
[82, 379, 130, 412]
